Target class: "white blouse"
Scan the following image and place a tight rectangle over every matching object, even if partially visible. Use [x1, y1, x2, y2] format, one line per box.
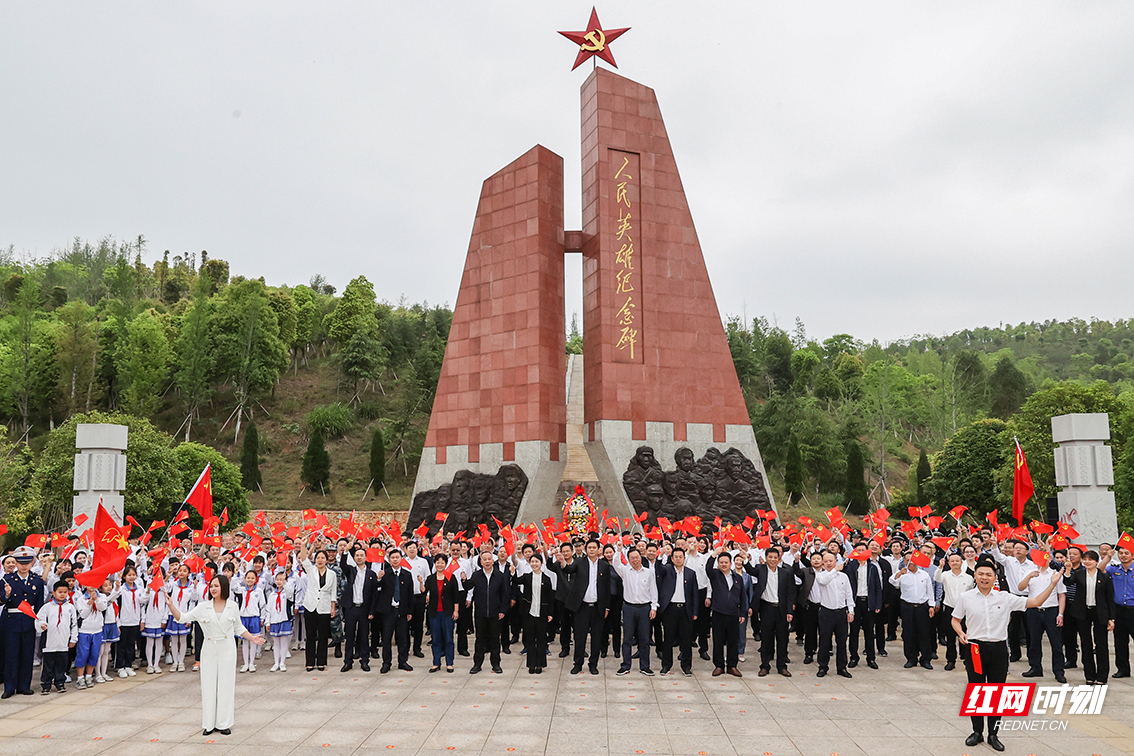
[181, 599, 243, 642]
[300, 559, 337, 614]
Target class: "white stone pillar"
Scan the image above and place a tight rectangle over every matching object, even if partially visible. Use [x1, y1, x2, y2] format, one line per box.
[1051, 413, 1118, 547]
[73, 423, 128, 527]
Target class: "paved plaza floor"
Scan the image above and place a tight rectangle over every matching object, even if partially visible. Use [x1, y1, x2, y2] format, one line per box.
[1, 645, 1131, 756]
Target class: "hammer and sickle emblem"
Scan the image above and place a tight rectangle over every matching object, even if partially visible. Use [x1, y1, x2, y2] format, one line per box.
[102, 529, 129, 552]
[581, 28, 606, 52]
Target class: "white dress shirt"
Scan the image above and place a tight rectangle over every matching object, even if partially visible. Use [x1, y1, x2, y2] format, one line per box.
[952, 587, 1028, 642]
[856, 562, 869, 597]
[889, 568, 934, 605]
[813, 569, 855, 612]
[529, 572, 543, 618]
[671, 567, 687, 604]
[762, 567, 780, 604]
[613, 558, 658, 611]
[582, 557, 601, 604]
[1024, 567, 1065, 610]
[936, 569, 976, 608]
[1085, 569, 1098, 607]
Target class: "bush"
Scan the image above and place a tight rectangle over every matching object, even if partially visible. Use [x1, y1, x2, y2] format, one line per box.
[305, 403, 355, 439]
[357, 400, 383, 421]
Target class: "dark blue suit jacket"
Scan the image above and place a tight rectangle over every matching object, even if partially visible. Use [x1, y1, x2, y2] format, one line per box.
[842, 558, 889, 613]
[655, 562, 699, 620]
[705, 558, 748, 617]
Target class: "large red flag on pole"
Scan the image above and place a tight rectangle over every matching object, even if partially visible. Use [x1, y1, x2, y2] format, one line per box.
[76, 502, 131, 588]
[1012, 438, 1034, 527]
[185, 464, 213, 521]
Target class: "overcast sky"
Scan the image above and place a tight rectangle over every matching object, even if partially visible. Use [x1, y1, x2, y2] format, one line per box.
[3, 2, 1132, 344]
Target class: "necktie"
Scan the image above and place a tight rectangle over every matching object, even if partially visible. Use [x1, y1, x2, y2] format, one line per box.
[393, 570, 401, 605]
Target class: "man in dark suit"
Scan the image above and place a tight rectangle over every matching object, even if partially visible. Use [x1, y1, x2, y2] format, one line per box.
[706, 548, 748, 677]
[557, 539, 612, 675]
[374, 548, 416, 673]
[745, 546, 798, 677]
[466, 550, 509, 674]
[795, 551, 824, 664]
[844, 541, 889, 670]
[655, 547, 699, 676]
[339, 546, 381, 672]
[549, 542, 576, 659]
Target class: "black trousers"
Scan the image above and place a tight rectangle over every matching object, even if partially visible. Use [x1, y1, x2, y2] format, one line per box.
[455, 593, 473, 655]
[800, 602, 820, 657]
[603, 595, 623, 654]
[499, 606, 512, 652]
[1025, 606, 1064, 675]
[817, 606, 848, 672]
[118, 625, 140, 669]
[4, 629, 35, 695]
[409, 595, 426, 654]
[696, 589, 711, 653]
[343, 605, 370, 664]
[305, 611, 331, 668]
[711, 611, 740, 670]
[521, 612, 550, 670]
[41, 651, 68, 690]
[848, 597, 878, 663]
[557, 600, 574, 652]
[1062, 614, 1078, 668]
[1007, 601, 1030, 659]
[942, 605, 959, 663]
[1079, 607, 1110, 683]
[380, 611, 409, 668]
[193, 622, 204, 662]
[964, 639, 1008, 735]
[1113, 604, 1133, 677]
[474, 615, 501, 669]
[885, 596, 900, 640]
[620, 603, 652, 671]
[758, 600, 790, 671]
[651, 611, 664, 649]
[660, 603, 693, 672]
[900, 601, 933, 665]
[572, 602, 604, 670]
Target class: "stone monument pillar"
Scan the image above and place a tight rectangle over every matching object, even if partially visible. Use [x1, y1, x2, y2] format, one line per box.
[73, 423, 128, 527]
[1051, 413, 1118, 547]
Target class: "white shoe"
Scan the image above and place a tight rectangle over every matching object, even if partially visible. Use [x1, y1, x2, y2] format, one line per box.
[269, 663, 279, 672]
[76, 678, 87, 690]
[239, 664, 248, 673]
[145, 667, 154, 675]
[286, 649, 292, 658]
[127, 668, 137, 677]
[93, 675, 105, 684]
[153, 666, 162, 675]
[65, 674, 73, 682]
[165, 653, 173, 664]
[738, 655, 745, 663]
[279, 663, 287, 672]
[249, 664, 256, 673]
[299, 642, 306, 650]
[119, 669, 129, 679]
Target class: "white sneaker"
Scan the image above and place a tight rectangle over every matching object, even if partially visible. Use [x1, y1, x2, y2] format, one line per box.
[165, 653, 173, 664]
[153, 666, 162, 675]
[127, 668, 137, 677]
[299, 641, 306, 650]
[738, 655, 746, 663]
[65, 674, 72, 682]
[269, 663, 279, 672]
[94, 675, 105, 684]
[239, 664, 248, 673]
[279, 663, 287, 672]
[248, 664, 256, 673]
[119, 669, 129, 679]
[286, 649, 292, 658]
[76, 678, 87, 690]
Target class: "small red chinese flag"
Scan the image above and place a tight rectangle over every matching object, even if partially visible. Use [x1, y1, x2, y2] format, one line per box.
[24, 534, 47, 548]
[185, 464, 213, 520]
[1057, 522, 1080, 540]
[1030, 549, 1051, 570]
[909, 551, 931, 569]
[1030, 520, 1054, 535]
[948, 506, 967, 521]
[443, 560, 459, 580]
[302, 508, 316, 520]
[435, 512, 449, 522]
[931, 537, 955, 551]
[971, 642, 983, 674]
[1116, 531, 1134, 553]
[1012, 440, 1034, 527]
[825, 507, 844, 523]
[0, 524, 7, 536]
[849, 549, 871, 561]
[221, 507, 229, 525]
[73, 513, 89, 527]
[366, 548, 385, 564]
[17, 600, 38, 620]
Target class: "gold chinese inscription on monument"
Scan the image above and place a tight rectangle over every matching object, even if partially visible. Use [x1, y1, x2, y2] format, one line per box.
[610, 149, 642, 363]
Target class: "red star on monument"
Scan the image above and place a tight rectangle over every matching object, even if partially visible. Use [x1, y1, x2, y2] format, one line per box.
[558, 7, 630, 71]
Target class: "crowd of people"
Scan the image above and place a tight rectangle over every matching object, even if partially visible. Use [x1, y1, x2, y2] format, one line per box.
[2, 512, 1132, 750]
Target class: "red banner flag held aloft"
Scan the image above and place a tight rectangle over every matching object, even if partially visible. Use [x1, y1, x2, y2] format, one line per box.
[1012, 439, 1034, 527]
[185, 464, 213, 521]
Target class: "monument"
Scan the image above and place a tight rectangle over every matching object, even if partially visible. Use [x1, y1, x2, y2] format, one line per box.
[408, 11, 774, 535]
[1051, 412, 1119, 546]
[72, 423, 128, 527]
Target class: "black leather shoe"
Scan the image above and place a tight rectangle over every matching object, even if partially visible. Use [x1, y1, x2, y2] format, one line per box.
[217, 729, 232, 736]
[919, 662, 933, 670]
[340, 663, 353, 673]
[398, 664, 413, 672]
[904, 661, 916, 668]
[570, 665, 582, 675]
[491, 666, 503, 674]
[1055, 674, 1067, 683]
[1113, 671, 1131, 678]
[203, 729, 214, 736]
[413, 651, 425, 658]
[380, 664, 391, 674]
[877, 649, 888, 657]
[589, 666, 599, 675]
[1021, 669, 1042, 678]
[334, 645, 342, 658]
[987, 733, 1005, 752]
[469, 666, 482, 674]
[458, 651, 470, 657]
[816, 669, 827, 677]
[0, 692, 13, 699]
[944, 661, 955, 671]
[867, 660, 878, 670]
[965, 732, 983, 747]
[847, 659, 858, 669]
[803, 655, 813, 664]
[1064, 663, 1078, 669]
[660, 666, 671, 675]
[559, 649, 571, 658]
[837, 669, 852, 679]
[360, 661, 371, 672]
[699, 651, 711, 661]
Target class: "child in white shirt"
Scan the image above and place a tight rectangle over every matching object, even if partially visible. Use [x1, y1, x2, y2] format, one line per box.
[74, 585, 108, 689]
[264, 570, 296, 671]
[235, 570, 266, 672]
[37, 582, 78, 694]
[141, 570, 168, 674]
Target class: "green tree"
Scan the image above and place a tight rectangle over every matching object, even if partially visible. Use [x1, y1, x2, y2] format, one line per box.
[31, 411, 180, 531]
[988, 355, 1028, 419]
[116, 311, 172, 417]
[0, 424, 36, 545]
[51, 300, 99, 418]
[212, 279, 288, 441]
[301, 429, 331, 493]
[323, 275, 376, 345]
[914, 448, 932, 510]
[174, 286, 214, 441]
[924, 419, 1009, 519]
[566, 312, 583, 355]
[2, 279, 48, 432]
[173, 442, 249, 530]
[289, 284, 320, 371]
[338, 319, 388, 401]
[844, 441, 869, 515]
[765, 330, 794, 394]
[240, 421, 262, 492]
[369, 425, 385, 491]
[784, 436, 803, 506]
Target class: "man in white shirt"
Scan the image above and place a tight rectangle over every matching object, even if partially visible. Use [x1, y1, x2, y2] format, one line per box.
[952, 555, 1064, 752]
[612, 548, 658, 676]
[687, 537, 712, 661]
[1019, 559, 1067, 683]
[989, 539, 1033, 661]
[889, 554, 935, 670]
[813, 552, 854, 678]
[935, 552, 975, 670]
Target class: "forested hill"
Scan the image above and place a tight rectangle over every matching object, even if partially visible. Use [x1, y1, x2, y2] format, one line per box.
[0, 237, 1131, 540]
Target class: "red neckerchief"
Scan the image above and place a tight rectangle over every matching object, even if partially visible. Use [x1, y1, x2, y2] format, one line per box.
[127, 584, 137, 611]
[56, 599, 65, 626]
[275, 588, 283, 612]
[244, 578, 256, 610]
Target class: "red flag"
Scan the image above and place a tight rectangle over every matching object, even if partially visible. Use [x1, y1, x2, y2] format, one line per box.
[17, 600, 38, 620]
[875, 507, 891, 521]
[0, 524, 7, 536]
[1116, 531, 1134, 553]
[173, 510, 190, 523]
[909, 551, 931, 568]
[1056, 522, 1080, 540]
[986, 509, 998, 526]
[254, 511, 267, 528]
[435, 512, 449, 522]
[221, 507, 229, 526]
[443, 560, 459, 580]
[1030, 549, 1051, 570]
[798, 516, 813, 527]
[1049, 534, 1069, 550]
[633, 511, 648, 523]
[413, 523, 430, 540]
[24, 534, 47, 549]
[931, 537, 955, 551]
[908, 506, 931, 519]
[948, 506, 967, 521]
[925, 516, 945, 529]
[73, 513, 89, 527]
[149, 568, 165, 592]
[185, 464, 213, 521]
[1029, 520, 1054, 535]
[849, 548, 871, 561]
[302, 508, 316, 520]
[1012, 440, 1033, 527]
[825, 507, 844, 523]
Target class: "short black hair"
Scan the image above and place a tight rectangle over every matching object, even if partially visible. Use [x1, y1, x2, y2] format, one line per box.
[671, 547, 686, 557]
[765, 546, 782, 557]
[214, 574, 231, 600]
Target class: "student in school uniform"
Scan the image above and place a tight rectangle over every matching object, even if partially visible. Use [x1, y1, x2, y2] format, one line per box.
[141, 569, 168, 674]
[36, 581, 78, 694]
[424, 553, 461, 673]
[235, 570, 266, 673]
[116, 564, 143, 677]
[166, 564, 196, 673]
[74, 584, 108, 689]
[96, 576, 121, 684]
[264, 570, 296, 672]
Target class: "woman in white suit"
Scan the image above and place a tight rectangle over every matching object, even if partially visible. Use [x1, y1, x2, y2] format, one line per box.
[297, 542, 337, 672]
[170, 574, 264, 736]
